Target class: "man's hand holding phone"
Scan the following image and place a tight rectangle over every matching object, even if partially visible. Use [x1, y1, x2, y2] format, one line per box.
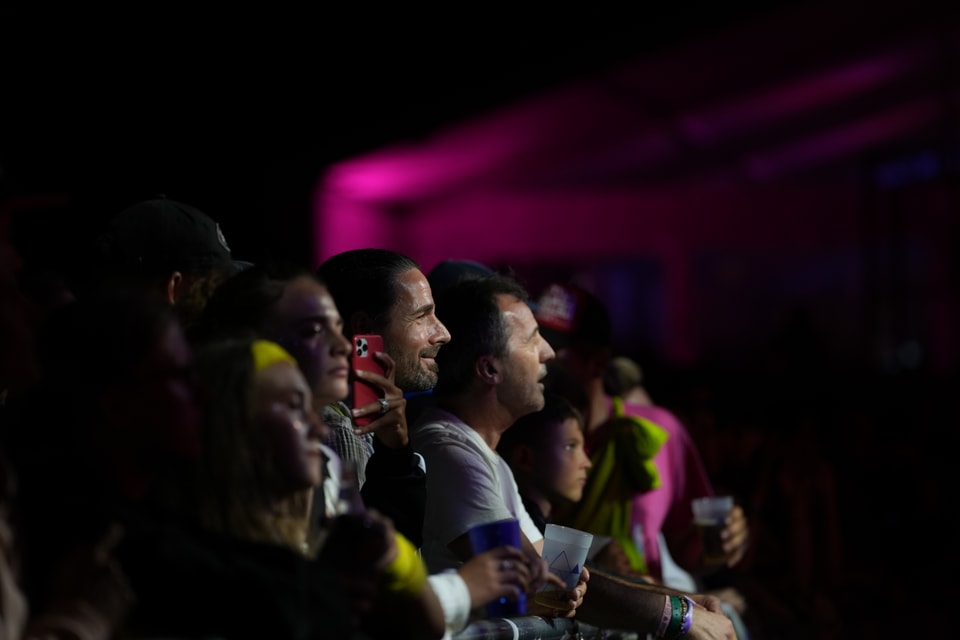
[351, 335, 409, 449]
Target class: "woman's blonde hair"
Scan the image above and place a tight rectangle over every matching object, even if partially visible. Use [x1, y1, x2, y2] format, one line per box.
[189, 337, 314, 554]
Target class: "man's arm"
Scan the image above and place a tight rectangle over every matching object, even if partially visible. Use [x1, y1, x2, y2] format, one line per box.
[578, 567, 737, 639]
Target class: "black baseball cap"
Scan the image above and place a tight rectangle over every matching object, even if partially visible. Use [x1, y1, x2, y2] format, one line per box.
[95, 196, 246, 275]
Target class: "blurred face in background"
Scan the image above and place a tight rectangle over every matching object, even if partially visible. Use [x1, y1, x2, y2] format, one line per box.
[253, 360, 328, 490]
[107, 319, 204, 463]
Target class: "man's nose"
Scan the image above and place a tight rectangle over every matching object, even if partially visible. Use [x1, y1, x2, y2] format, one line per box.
[539, 337, 556, 362]
[430, 318, 451, 344]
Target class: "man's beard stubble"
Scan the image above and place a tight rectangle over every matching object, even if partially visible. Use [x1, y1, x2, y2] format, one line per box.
[393, 353, 439, 393]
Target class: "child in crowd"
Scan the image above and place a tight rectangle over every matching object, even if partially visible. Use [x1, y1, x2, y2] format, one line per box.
[500, 391, 751, 639]
[498, 393, 648, 580]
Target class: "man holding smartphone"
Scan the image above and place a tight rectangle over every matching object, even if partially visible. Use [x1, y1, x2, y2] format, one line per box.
[317, 248, 451, 547]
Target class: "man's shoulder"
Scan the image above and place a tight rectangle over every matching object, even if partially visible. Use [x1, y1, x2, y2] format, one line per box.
[412, 406, 466, 435]
[411, 408, 478, 453]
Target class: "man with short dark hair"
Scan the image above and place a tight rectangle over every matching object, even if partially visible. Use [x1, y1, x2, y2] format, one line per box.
[319, 248, 450, 393]
[315, 248, 451, 546]
[415, 273, 737, 637]
[414, 274, 548, 572]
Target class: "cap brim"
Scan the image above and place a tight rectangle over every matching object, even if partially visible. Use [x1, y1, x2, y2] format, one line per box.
[229, 260, 255, 274]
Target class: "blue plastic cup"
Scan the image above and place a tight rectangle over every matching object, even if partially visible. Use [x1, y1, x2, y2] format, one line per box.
[467, 518, 527, 617]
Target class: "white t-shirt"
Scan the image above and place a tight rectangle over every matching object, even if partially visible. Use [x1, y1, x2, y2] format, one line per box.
[412, 407, 543, 573]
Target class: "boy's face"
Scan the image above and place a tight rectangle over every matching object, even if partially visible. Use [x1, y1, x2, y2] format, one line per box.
[536, 417, 592, 505]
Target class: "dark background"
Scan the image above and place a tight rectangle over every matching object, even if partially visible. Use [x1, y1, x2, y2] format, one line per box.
[3, 3, 959, 638]
[2, 2, 792, 264]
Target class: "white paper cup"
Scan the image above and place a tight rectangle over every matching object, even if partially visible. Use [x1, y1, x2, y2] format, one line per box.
[536, 524, 593, 605]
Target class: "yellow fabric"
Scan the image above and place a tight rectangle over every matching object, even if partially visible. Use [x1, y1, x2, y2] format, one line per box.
[251, 340, 296, 373]
[381, 532, 428, 596]
[552, 396, 668, 573]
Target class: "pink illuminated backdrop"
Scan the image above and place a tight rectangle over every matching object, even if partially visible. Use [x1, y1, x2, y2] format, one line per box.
[311, 2, 958, 370]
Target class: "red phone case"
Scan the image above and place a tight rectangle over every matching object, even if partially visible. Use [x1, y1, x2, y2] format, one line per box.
[351, 334, 385, 427]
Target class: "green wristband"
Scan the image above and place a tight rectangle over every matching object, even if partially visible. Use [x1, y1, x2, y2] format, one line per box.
[665, 595, 683, 639]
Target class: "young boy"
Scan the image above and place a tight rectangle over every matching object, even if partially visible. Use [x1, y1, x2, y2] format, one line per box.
[497, 393, 643, 579]
[500, 393, 752, 637]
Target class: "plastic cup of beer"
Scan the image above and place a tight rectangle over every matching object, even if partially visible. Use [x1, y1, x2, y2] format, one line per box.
[535, 524, 593, 607]
[691, 495, 734, 563]
[468, 519, 526, 617]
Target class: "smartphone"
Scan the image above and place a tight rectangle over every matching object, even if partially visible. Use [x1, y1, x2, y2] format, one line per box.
[351, 334, 386, 427]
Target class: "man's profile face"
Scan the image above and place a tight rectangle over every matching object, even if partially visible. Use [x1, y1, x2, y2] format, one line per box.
[381, 268, 451, 392]
[495, 294, 555, 417]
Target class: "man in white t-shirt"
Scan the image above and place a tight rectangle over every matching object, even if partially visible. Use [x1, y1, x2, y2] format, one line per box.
[416, 273, 737, 638]
[414, 404, 546, 573]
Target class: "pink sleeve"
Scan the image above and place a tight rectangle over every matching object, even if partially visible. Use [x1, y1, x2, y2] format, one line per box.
[662, 413, 714, 538]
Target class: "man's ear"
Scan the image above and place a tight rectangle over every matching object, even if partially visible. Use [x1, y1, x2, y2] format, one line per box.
[164, 271, 184, 305]
[476, 355, 500, 384]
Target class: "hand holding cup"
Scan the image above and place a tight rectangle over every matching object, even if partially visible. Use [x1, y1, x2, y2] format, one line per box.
[467, 519, 527, 617]
[691, 496, 742, 566]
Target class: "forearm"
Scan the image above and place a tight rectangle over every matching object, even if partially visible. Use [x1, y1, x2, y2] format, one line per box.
[576, 567, 704, 633]
[579, 569, 737, 639]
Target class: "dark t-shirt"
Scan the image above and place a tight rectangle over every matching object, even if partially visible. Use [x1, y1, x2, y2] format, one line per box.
[520, 495, 548, 536]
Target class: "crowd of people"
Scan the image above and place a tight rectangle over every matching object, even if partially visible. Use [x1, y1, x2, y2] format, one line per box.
[2, 193, 931, 639]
